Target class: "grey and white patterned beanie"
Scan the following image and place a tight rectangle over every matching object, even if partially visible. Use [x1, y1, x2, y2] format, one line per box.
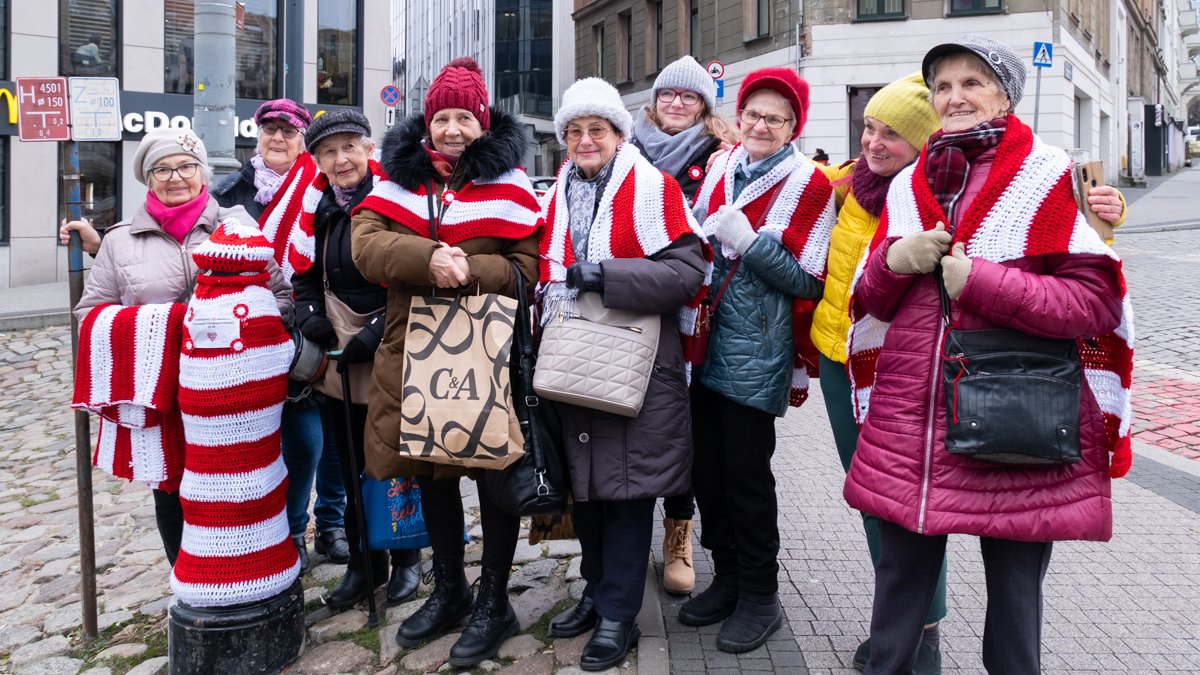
[653, 56, 717, 111]
[921, 34, 1028, 111]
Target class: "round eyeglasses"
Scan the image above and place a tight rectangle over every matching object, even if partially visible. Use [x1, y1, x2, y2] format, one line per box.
[149, 163, 201, 181]
[657, 89, 701, 106]
[738, 109, 793, 130]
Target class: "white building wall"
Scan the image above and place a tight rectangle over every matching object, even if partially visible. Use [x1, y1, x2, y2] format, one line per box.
[404, 0, 493, 117]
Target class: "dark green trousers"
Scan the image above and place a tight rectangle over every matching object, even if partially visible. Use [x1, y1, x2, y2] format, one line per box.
[818, 353, 947, 625]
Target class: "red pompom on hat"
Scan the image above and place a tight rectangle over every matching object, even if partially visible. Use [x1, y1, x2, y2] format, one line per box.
[424, 57, 491, 131]
[736, 67, 810, 141]
[192, 219, 275, 273]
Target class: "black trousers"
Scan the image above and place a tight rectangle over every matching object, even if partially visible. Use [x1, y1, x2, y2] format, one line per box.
[418, 475, 520, 579]
[152, 488, 183, 566]
[690, 383, 780, 594]
[867, 519, 1053, 674]
[662, 488, 695, 520]
[573, 497, 655, 622]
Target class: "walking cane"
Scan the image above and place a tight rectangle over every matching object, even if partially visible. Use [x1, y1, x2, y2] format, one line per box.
[328, 350, 379, 628]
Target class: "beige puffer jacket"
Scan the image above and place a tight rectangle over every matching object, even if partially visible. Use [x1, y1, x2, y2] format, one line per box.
[75, 196, 293, 324]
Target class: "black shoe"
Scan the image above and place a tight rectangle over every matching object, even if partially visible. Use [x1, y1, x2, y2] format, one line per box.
[387, 549, 421, 605]
[715, 591, 782, 654]
[395, 558, 474, 648]
[579, 618, 640, 672]
[678, 576, 738, 626]
[448, 569, 520, 668]
[314, 529, 350, 564]
[853, 626, 941, 674]
[292, 535, 310, 575]
[852, 637, 869, 671]
[549, 596, 597, 638]
[325, 552, 388, 609]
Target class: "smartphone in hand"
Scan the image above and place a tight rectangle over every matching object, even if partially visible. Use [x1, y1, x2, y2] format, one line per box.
[1073, 161, 1112, 240]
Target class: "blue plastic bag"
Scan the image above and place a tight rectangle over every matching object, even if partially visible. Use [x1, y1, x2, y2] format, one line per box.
[362, 475, 431, 550]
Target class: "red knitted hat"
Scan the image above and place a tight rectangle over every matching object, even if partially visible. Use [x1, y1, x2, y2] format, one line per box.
[737, 68, 810, 141]
[424, 57, 491, 130]
[192, 219, 274, 273]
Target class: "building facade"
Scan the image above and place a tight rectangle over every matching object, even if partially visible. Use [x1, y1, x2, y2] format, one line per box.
[0, 0, 390, 290]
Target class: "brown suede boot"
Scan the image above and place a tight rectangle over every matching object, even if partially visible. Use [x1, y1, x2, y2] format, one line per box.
[662, 517, 695, 595]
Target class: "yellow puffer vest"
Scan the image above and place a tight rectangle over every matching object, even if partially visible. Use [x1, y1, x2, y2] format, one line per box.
[811, 161, 881, 364]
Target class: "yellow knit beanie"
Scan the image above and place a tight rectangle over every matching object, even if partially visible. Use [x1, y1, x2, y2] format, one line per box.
[863, 72, 940, 151]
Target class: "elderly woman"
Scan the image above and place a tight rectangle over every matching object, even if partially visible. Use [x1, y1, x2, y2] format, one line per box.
[627, 55, 738, 596]
[685, 68, 835, 654]
[289, 110, 422, 609]
[539, 78, 709, 671]
[74, 128, 293, 565]
[844, 35, 1133, 673]
[212, 99, 313, 219]
[350, 57, 541, 668]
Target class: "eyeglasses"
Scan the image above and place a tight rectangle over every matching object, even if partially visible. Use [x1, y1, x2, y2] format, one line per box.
[657, 89, 701, 106]
[149, 163, 201, 181]
[260, 124, 300, 139]
[565, 125, 613, 142]
[738, 109, 792, 129]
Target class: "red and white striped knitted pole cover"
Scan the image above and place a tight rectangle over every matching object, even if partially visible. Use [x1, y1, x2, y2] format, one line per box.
[171, 220, 299, 607]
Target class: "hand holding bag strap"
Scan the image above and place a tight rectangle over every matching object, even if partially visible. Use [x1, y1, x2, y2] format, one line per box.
[426, 179, 439, 243]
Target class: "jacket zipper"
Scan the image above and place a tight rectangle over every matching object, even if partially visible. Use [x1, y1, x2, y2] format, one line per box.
[917, 293, 947, 534]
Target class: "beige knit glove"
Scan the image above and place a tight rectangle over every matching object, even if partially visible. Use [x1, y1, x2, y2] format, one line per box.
[940, 243, 972, 300]
[886, 221, 952, 275]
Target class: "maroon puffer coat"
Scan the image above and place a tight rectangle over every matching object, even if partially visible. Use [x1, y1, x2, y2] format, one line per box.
[842, 236, 1123, 542]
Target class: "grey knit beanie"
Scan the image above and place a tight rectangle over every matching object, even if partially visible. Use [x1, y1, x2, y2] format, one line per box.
[653, 56, 716, 111]
[922, 34, 1027, 112]
[132, 128, 209, 185]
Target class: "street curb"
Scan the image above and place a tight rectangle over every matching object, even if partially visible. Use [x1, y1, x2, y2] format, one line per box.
[636, 560, 670, 672]
[0, 311, 71, 331]
[1118, 220, 1200, 234]
[1132, 440, 1200, 479]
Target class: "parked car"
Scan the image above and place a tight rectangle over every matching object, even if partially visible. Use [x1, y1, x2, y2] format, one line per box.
[1187, 139, 1200, 168]
[530, 176, 556, 203]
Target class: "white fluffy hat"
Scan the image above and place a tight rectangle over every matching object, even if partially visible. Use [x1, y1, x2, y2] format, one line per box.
[554, 78, 634, 146]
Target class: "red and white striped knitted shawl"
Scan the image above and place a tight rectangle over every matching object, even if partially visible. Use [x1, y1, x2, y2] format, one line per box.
[257, 152, 319, 281]
[692, 144, 838, 406]
[72, 303, 187, 491]
[355, 165, 541, 245]
[539, 142, 712, 351]
[847, 116, 1135, 477]
[171, 231, 298, 606]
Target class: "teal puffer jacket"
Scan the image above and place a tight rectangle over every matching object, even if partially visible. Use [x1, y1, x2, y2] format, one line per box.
[695, 235, 823, 417]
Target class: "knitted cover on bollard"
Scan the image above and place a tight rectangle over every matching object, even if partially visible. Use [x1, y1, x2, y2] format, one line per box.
[171, 219, 300, 607]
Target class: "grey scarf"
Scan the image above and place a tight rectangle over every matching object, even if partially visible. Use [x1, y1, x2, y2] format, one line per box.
[564, 153, 618, 260]
[631, 108, 708, 179]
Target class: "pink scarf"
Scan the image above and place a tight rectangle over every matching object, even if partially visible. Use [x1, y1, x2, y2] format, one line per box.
[145, 188, 210, 243]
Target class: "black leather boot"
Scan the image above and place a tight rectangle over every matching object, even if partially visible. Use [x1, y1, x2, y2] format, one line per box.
[314, 528, 350, 564]
[387, 548, 421, 605]
[548, 596, 597, 638]
[678, 575, 739, 626]
[715, 590, 782, 653]
[448, 569, 519, 667]
[292, 535, 310, 575]
[580, 618, 640, 671]
[395, 558, 474, 647]
[325, 550, 387, 609]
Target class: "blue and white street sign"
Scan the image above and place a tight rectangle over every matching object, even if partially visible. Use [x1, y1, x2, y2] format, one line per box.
[380, 85, 401, 106]
[715, 79, 724, 99]
[1032, 42, 1053, 68]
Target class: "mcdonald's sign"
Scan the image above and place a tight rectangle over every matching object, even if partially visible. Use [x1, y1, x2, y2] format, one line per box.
[0, 80, 19, 135]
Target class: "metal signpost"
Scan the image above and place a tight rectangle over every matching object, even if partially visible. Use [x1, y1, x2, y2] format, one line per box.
[1032, 41, 1053, 133]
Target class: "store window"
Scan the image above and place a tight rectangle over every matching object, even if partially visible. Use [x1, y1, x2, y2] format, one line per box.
[165, 0, 278, 99]
[317, 0, 359, 106]
[848, 85, 883, 155]
[0, 139, 7, 244]
[1, 0, 8, 79]
[60, 0, 118, 78]
[949, 0, 1002, 15]
[857, 0, 905, 21]
[58, 143, 120, 238]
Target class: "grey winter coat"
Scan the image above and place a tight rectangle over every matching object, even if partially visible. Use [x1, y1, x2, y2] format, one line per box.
[75, 197, 293, 324]
[559, 237, 709, 502]
[694, 227, 823, 417]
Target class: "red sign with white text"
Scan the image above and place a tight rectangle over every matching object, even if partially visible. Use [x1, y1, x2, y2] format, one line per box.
[16, 77, 71, 141]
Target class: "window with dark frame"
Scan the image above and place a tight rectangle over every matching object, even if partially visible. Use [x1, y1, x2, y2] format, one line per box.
[60, 0, 118, 79]
[647, 0, 662, 73]
[0, 138, 7, 244]
[164, 0, 279, 99]
[949, 0, 1002, 16]
[857, 0, 905, 20]
[618, 11, 632, 82]
[848, 85, 883, 158]
[757, 0, 770, 36]
[595, 23, 606, 78]
[1, 0, 7, 80]
[495, 0, 552, 117]
[689, 0, 699, 58]
[317, 0, 359, 105]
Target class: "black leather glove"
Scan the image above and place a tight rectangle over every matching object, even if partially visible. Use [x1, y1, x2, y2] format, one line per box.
[565, 262, 603, 293]
[296, 306, 337, 349]
[341, 313, 385, 365]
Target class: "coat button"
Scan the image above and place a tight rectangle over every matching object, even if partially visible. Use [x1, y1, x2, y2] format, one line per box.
[578, 433, 589, 443]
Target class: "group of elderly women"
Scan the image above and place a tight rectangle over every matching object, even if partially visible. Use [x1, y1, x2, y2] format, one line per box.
[71, 31, 1133, 674]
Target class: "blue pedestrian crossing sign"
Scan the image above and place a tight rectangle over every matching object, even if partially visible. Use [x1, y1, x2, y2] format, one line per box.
[1032, 42, 1053, 68]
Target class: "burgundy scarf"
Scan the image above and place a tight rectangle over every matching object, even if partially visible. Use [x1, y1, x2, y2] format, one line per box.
[924, 118, 1007, 219]
[145, 188, 210, 244]
[849, 154, 895, 218]
[423, 145, 461, 184]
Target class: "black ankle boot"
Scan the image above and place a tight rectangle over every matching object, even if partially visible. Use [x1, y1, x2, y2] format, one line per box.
[549, 596, 597, 638]
[387, 549, 421, 605]
[448, 569, 519, 667]
[678, 575, 739, 626]
[325, 551, 388, 609]
[292, 535, 309, 575]
[395, 558, 474, 647]
[580, 618, 640, 671]
[715, 590, 782, 653]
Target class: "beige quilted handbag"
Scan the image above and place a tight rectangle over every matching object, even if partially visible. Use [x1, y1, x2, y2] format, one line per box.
[533, 292, 660, 417]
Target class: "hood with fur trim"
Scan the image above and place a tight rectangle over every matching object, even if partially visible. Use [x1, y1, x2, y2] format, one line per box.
[380, 107, 529, 190]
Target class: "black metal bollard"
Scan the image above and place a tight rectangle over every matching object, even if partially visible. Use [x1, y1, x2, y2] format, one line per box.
[168, 579, 305, 674]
